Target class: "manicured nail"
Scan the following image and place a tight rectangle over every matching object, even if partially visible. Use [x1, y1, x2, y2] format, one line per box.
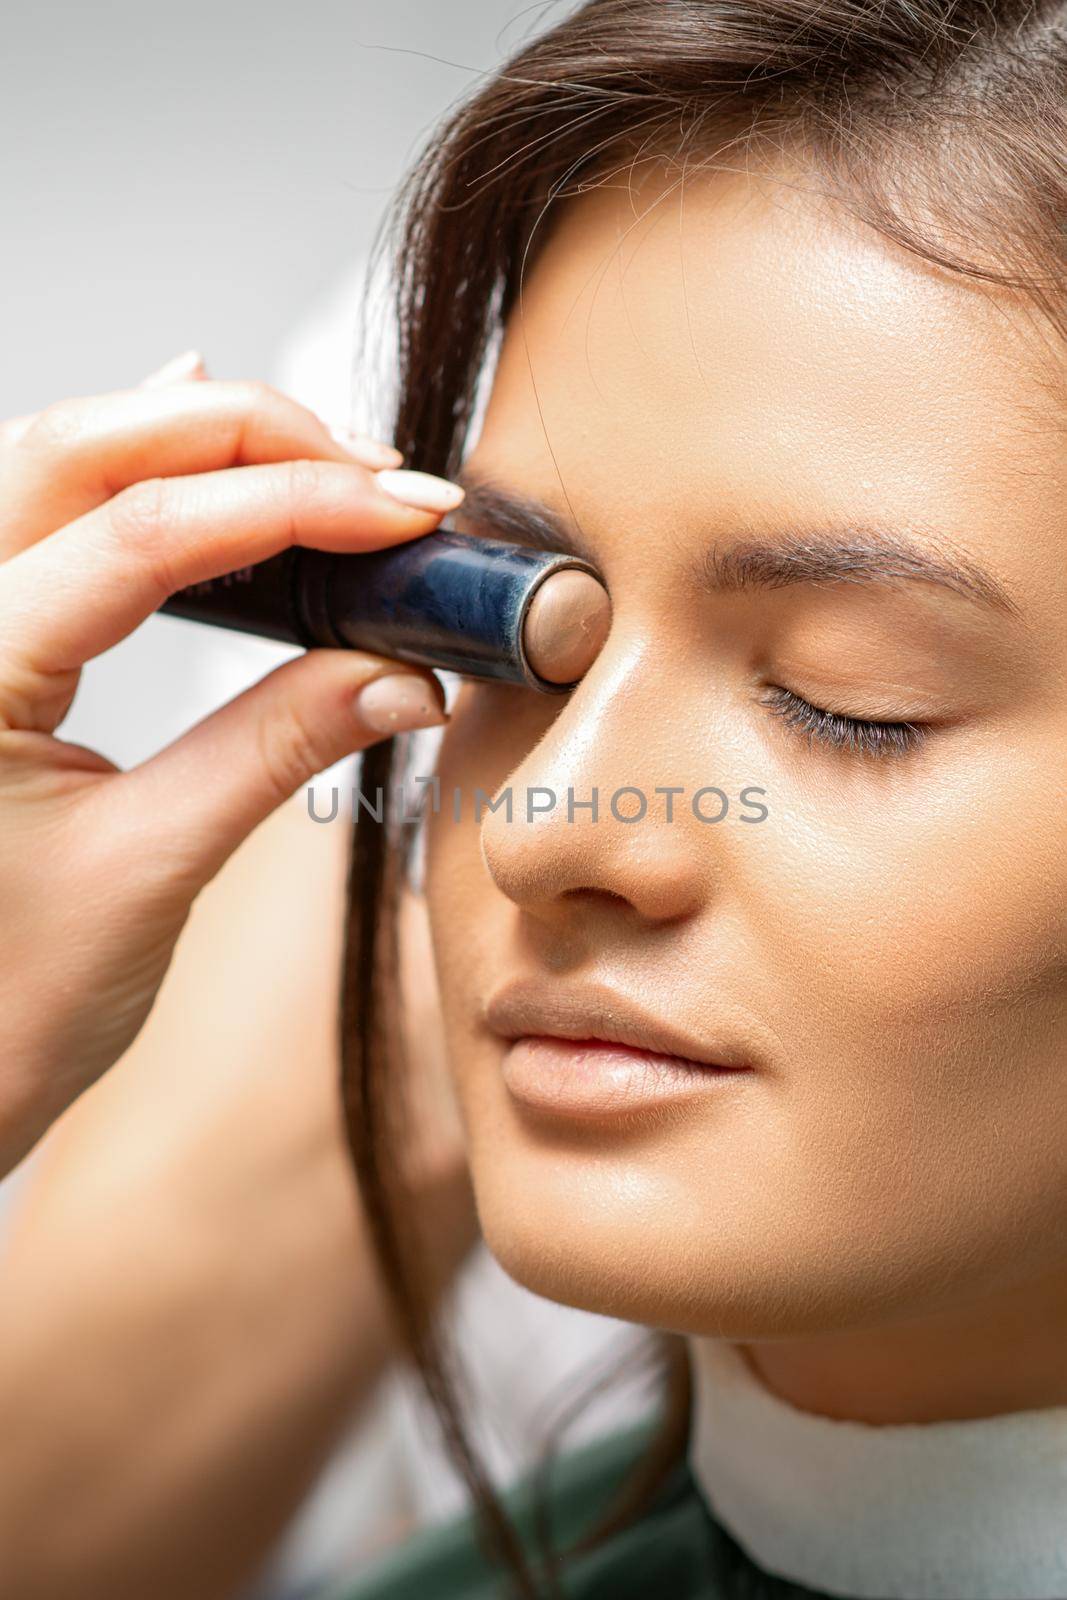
[330, 427, 404, 470]
[374, 468, 465, 514]
[356, 674, 448, 736]
[139, 349, 206, 387]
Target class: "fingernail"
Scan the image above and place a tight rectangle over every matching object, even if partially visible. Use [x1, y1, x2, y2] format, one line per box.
[356, 674, 448, 736]
[140, 349, 206, 387]
[374, 468, 465, 515]
[330, 427, 404, 470]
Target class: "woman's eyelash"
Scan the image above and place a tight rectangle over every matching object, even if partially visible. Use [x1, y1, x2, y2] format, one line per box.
[759, 686, 929, 758]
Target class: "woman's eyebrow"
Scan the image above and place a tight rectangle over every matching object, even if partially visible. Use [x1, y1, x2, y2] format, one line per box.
[450, 470, 599, 563]
[452, 469, 1024, 623]
[705, 528, 1024, 620]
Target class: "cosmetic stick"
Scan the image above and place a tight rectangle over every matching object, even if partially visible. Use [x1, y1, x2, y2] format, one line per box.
[159, 529, 611, 693]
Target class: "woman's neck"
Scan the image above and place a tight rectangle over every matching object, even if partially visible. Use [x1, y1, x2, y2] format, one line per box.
[736, 1265, 1067, 1424]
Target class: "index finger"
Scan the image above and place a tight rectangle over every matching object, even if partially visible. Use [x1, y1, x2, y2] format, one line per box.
[0, 379, 401, 556]
[0, 460, 464, 692]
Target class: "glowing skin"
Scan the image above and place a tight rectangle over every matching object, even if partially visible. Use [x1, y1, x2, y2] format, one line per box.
[422, 161, 1067, 1425]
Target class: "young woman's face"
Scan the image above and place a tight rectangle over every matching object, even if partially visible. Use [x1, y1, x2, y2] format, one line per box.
[423, 163, 1067, 1341]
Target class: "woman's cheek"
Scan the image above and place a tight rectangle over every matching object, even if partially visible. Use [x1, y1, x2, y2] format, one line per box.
[754, 730, 1067, 1046]
[423, 702, 513, 1052]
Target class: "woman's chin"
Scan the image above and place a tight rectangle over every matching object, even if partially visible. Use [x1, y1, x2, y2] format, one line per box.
[462, 1116, 978, 1342]
[462, 1129, 766, 1336]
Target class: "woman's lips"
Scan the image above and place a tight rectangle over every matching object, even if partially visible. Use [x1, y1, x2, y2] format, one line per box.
[486, 980, 760, 1120]
[500, 1034, 752, 1121]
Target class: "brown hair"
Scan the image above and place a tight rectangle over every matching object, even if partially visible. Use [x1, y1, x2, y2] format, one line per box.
[340, 3, 1066, 1594]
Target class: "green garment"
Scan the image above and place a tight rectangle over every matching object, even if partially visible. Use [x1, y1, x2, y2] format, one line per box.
[327, 1418, 840, 1600]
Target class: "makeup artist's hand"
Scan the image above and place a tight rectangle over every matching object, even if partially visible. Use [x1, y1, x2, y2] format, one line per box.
[0, 351, 461, 1176]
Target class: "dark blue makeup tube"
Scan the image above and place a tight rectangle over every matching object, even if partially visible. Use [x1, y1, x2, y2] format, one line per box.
[158, 529, 611, 693]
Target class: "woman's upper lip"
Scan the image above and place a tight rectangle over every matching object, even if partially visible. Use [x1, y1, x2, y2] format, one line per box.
[483, 979, 755, 1071]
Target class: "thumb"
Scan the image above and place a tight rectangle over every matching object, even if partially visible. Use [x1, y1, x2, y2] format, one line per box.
[112, 651, 448, 886]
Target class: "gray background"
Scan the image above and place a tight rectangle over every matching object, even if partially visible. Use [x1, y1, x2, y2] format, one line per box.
[0, 1, 576, 417]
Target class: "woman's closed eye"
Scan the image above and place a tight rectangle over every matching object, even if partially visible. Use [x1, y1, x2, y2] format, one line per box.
[758, 684, 930, 759]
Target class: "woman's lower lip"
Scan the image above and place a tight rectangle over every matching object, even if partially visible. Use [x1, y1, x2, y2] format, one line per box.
[500, 1035, 750, 1120]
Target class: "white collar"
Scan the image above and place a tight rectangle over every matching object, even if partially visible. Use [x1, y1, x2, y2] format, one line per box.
[686, 1335, 1067, 1599]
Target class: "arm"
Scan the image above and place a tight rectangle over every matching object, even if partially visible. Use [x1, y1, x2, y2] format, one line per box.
[0, 788, 476, 1600]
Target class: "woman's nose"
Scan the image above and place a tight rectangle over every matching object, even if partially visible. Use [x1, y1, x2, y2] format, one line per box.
[479, 654, 709, 929]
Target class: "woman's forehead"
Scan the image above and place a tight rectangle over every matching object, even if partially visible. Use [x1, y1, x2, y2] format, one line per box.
[495, 166, 1046, 448]
[473, 164, 1063, 610]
